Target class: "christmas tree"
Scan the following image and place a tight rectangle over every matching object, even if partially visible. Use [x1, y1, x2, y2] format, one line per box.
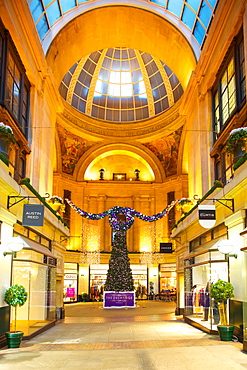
[104, 230, 134, 292]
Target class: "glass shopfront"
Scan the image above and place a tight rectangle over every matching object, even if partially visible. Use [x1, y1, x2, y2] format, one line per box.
[89, 264, 148, 300]
[64, 263, 78, 302]
[12, 250, 56, 336]
[184, 249, 228, 332]
[90, 264, 107, 300]
[159, 264, 176, 292]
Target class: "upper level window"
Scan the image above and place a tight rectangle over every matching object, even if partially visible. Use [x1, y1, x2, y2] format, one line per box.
[212, 28, 246, 186]
[221, 57, 236, 125]
[0, 19, 31, 182]
[0, 20, 30, 138]
[213, 30, 245, 137]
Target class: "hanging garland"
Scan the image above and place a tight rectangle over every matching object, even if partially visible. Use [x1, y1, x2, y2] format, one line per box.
[66, 199, 178, 231]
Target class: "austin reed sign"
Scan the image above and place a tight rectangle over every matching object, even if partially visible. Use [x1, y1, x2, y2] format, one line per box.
[22, 204, 45, 226]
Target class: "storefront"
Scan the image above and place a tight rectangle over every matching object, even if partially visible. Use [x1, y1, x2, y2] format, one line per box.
[89, 264, 148, 299]
[184, 248, 228, 333]
[64, 262, 78, 302]
[159, 263, 176, 293]
[12, 230, 57, 337]
[63, 262, 152, 302]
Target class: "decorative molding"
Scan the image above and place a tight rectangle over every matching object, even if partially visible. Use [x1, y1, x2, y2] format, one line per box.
[59, 102, 181, 139]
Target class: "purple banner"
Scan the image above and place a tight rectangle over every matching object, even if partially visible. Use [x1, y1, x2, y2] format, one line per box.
[104, 291, 135, 308]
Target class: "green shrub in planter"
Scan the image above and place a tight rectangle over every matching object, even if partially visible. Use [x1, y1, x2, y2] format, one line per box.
[4, 285, 28, 348]
[82, 293, 88, 302]
[210, 279, 234, 324]
[210, 279, 234, 341]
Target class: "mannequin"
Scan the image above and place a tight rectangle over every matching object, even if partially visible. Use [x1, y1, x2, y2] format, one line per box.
[201, 281, 210, 321]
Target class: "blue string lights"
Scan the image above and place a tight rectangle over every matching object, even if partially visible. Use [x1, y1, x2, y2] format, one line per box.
[66, 199, 177, 231]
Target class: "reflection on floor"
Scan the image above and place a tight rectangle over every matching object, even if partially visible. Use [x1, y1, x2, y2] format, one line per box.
[10, 320, 52, 336]
[185, 314, 219, 331]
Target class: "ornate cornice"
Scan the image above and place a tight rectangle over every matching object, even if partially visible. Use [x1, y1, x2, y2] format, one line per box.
[58, 100, 183, 140]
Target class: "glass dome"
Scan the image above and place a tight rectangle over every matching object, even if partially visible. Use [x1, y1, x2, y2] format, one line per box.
[59, 48, 184, 122]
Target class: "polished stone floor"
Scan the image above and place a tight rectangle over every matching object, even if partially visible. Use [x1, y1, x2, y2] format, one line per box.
[0, 301, 246, 369]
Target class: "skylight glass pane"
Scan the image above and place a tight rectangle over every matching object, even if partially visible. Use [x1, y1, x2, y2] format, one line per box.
[121, 72, 131, 84]
[186, 0, 201, 12]
[133, 81, 146, 96]
[207, 0, 217, 7]
[139, 81, 146, 95]
[182, 5, 196, 30]
[198, 1, 212, 28]
[29, 0, 44, 23]
[95, 80, 103, 96]
[193, 20, 206, 45]
[108, 83, 121, 96]
[60, 0, 76, 13]
[121, 84, 132, 96]
[150, 0, 167, 6]
[43, 0, 54, 6]
[121, 60, 130, 72]
[46, 1, 61, 26]
[167, 0, 184, 18]
[109, 71, 121, 84]
[36, 16, 49, 39]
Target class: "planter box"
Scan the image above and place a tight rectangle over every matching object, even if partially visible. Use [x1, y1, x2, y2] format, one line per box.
[103, 291, 135, 309]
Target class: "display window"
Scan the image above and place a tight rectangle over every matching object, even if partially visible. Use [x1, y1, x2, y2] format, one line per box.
[184, 248, 228, 332]
[90, 264, 108, 301]
[12, 259, 56, 336]
[132, 265, 148, 299]
[89, 264, 148, 300]
[159, 263, 176, 300]
[64, 263, 78, 302]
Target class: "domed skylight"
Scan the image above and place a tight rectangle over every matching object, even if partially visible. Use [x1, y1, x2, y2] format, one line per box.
[59, 48, 183, 122]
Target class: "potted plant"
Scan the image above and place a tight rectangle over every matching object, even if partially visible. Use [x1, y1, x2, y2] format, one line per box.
[210, 279, 234, 341]
[81, 293, 88, 302]
[0, 122, 16, 160]
[4, 285, 28, 348]
[176, 198, 194, 214]
[47, 195, 65, 213]
[225, 127, 247, 162]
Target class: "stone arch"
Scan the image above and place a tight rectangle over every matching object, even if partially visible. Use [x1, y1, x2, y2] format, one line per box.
[74, 142, 166, 182]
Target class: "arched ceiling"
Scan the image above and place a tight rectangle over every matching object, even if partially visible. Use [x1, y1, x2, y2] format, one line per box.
[27, 0, 219, 57]
[46, 6, 197, 94]
[73, 142, 167, 182]
[84, 150, 155, 181]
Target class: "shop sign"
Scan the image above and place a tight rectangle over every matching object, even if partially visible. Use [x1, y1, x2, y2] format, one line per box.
[22, 204, 44, 226]
[104, 291, 135, 308]
[198, 205, 216, 229]
[160, 243, 173, 253]
[65, 273, 77, 279]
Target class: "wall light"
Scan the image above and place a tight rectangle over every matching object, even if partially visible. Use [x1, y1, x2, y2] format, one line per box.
[3, 236, 25, 258]
[217, 239, 237, 259]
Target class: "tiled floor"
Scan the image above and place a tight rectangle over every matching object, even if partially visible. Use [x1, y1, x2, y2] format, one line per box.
[0, 301, 246, 369]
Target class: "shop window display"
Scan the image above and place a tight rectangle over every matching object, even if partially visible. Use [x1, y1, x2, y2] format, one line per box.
[64, 263, 78, 302]
[89, 264, 148, 301]
[12, 259, 56, 336]
[184, 249, 228, 332]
